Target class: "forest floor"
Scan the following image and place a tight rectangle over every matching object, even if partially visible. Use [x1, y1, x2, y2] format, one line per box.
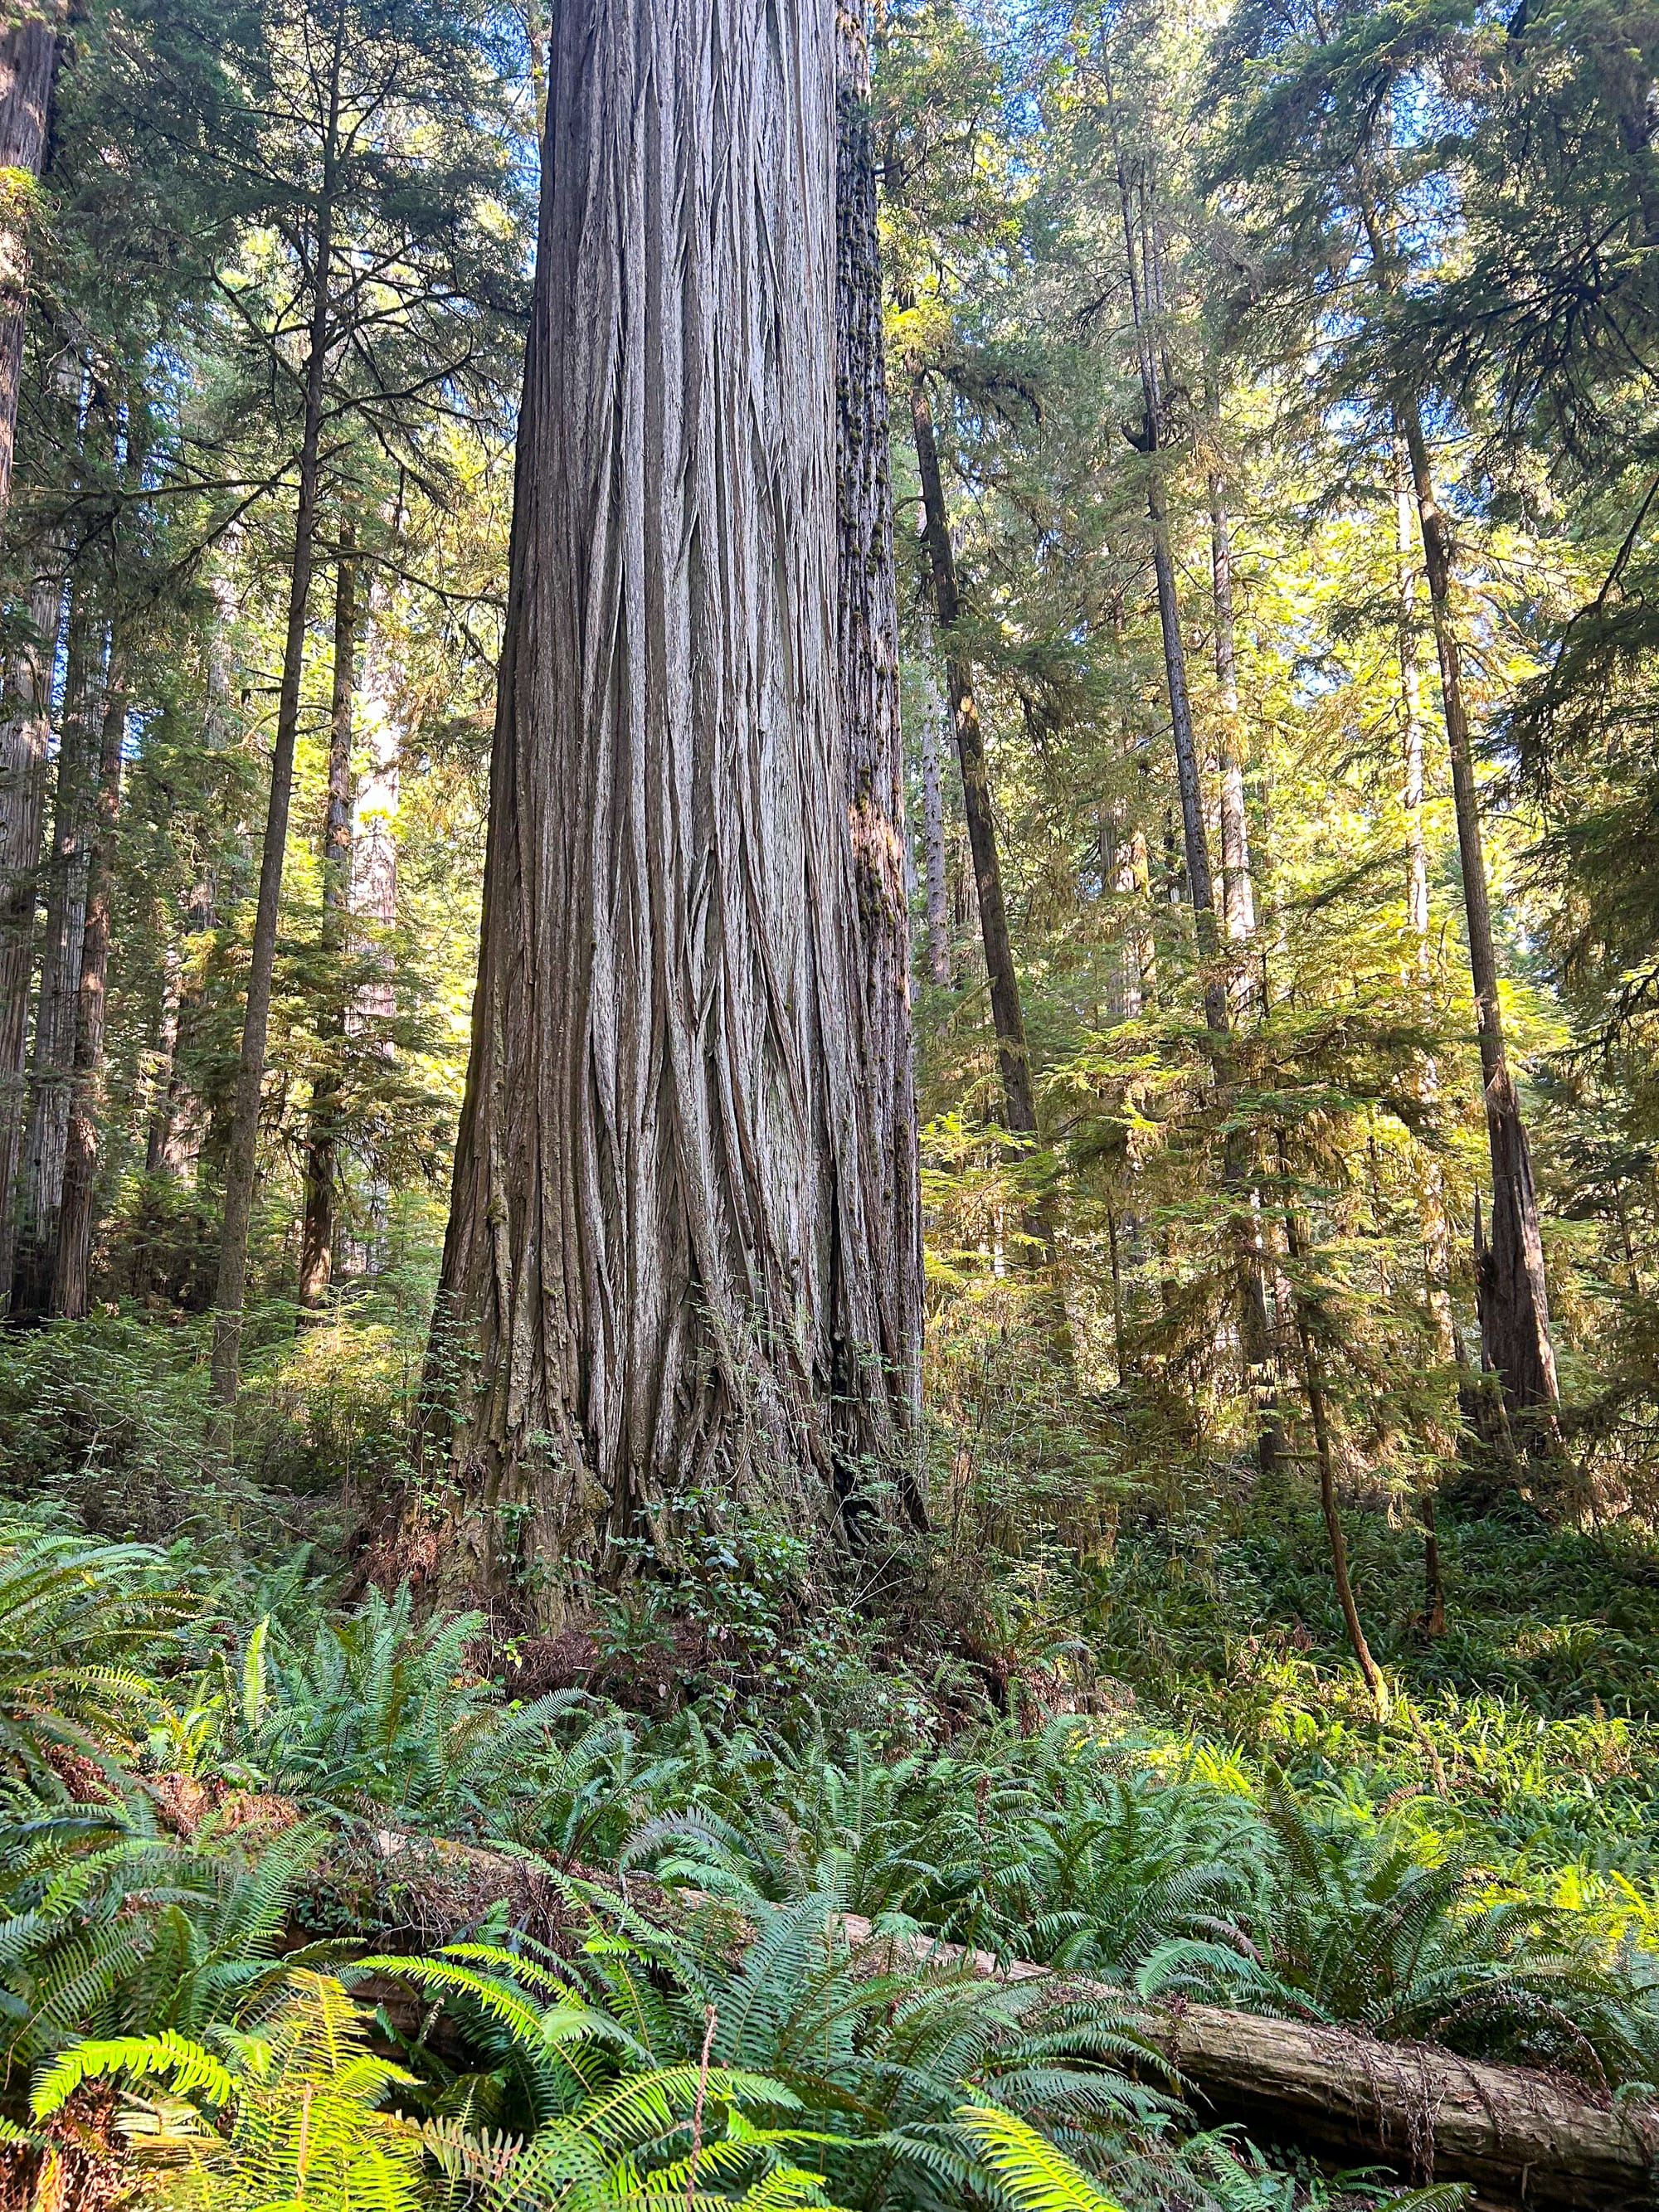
[2, 1311, 1657, 2210]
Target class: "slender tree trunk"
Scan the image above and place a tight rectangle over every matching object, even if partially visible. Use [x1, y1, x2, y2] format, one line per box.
[1208, 458, 1256, 966]
[1106, 109, 1225, 1033]
[1105, 807, 1145, 1023]
[341, 604, 400, 1276]
[834, 14, 924, 1507]
[148, 561, 241, 1189]
[912, 377, 1037, 1137]
[0, 545, 61, 1289]
[12, 586, 100, 1318]
[1397, 399, 1559, 1442]
[1354, 171, 1560, 1446]
[1395, 429, 1457, 1374]
[420, 0, 908, 1609]
[918, 674, 951, 987]
[209, 28, 343, 1422]
[144, 937, 182, 1176]
[51, 633, 125, 1318]
[1394, 428, 1456, 1626]
[1104, 603, 1149, 1023]
[297, 524, 357, 1314]
[1282, 1177, 1389, 1717]
[1105, 92, 1277, 1466]
[1146, 473, 1226, 1029]
[0, 1, 61, 526]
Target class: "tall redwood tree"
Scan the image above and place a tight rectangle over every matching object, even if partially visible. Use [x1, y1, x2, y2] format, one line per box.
[424, 0, 922, 1603]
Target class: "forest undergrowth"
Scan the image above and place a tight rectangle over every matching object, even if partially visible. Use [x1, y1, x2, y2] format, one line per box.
[0, 1299, 1655, 2212]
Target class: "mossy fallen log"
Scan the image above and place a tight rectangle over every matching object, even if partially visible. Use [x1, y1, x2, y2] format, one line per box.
[153, 1786, 1655, 2210]
[839, 1914, 1657, 2210]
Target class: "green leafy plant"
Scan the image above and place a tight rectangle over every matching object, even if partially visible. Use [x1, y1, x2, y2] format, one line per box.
[954, 2103, 1125, 2212]
[236, 1586, 578, 1829]
[32, 1966, 426, 2210]
[0, 1529, 186, 1786]
[0, 1791, 328, 2073]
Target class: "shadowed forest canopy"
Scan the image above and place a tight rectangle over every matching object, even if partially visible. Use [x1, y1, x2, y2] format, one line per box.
[4, 0, 1659, 2206]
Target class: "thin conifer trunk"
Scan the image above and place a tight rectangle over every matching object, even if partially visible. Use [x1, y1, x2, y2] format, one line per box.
[912, 376, 1037, 1136]
[144, 939, 182, 1176]
[1282, 1165, 1389, 1716]
[1396, 398, 1559, 1441]
[12, 585, 100, 1317]
[0, 546, 63, 1290]
[210, 13, 343, 1420]
[1352, 172, 1559, 1446]
[1208, 456, 1256, 965]
[1394, 426, 1454, 1631]
[52, 633, 126, 1318]
[297, 523, 357, 1314]
[1105, 75, 1277, 1465]
[1107, 114, 1226, 1035]
[918, 675, 952, 987]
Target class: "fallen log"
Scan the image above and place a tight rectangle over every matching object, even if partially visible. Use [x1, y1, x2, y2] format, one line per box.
[839, 1914, 1658, 2211]
[150, 1786, 1658, 2209]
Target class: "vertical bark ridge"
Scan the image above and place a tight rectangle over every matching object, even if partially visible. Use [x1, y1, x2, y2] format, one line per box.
[0, 1, 61, 525]
[834, 6, 923, 1510]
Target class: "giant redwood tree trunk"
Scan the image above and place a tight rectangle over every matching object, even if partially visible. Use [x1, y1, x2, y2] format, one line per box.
[0, 2, 61, 527]
[423, 0, 917, 1604]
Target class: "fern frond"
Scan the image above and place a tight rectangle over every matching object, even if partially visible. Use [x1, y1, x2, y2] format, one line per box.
[32, 2025, 236, 2115]
[953, 2102, 1126, 2212]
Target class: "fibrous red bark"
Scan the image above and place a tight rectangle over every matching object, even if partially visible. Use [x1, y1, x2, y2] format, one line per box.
[0, 2, 61, 525]
[834, 12, 923, 1510]
[425, 0, 919, 1605]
